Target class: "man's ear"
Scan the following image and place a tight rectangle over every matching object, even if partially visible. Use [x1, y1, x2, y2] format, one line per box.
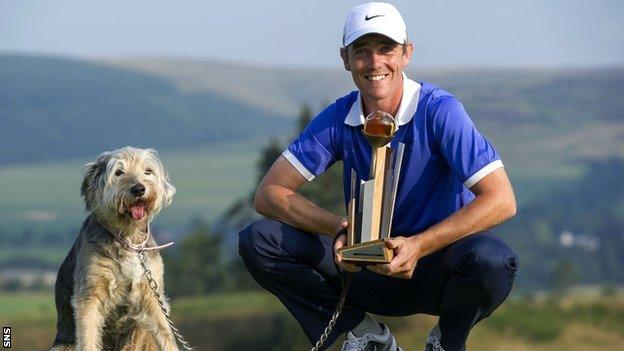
[402, 42, 414, 66]
[340, 47, 351, 71]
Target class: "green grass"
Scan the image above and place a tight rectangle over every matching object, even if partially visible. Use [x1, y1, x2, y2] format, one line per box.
[485, 295, 624, 342]
[0, 247, 68, 266]
[0, 292, 56, 321]
[487, 299, 565, 341]
[565, 298, 624, 335]
[2, 291, 624, 350]
[172, 291, 282, 319]
[0, 291, 281, 322]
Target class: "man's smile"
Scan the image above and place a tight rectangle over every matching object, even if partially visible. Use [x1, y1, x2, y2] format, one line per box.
[365, 74, 389, 81]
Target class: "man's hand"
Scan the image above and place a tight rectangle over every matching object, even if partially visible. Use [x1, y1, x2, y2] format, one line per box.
[333, 226, 362, 273]
[367, 236, 423, 279]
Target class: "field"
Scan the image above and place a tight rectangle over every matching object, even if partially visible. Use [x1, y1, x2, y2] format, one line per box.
[0, 138, 265, 233]
[0, 138, 600, 280]
[2, 289, 624, 351]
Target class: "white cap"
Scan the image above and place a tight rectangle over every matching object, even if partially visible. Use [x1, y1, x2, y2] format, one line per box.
[342, 2, 407, 47]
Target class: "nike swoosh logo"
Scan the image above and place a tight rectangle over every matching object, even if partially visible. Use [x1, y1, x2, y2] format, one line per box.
[365, 14, 384, 21]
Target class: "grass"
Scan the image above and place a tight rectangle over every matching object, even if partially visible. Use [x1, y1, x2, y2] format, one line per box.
[167, 291, 283, 320]
[0, 292, 56, 321]
[0, 247, 68, 266]
[2, 290, 624, 350]
[486, 299, 566, 341]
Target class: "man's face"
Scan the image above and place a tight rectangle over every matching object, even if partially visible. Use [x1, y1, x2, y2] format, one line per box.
[340, 34, 413, 104]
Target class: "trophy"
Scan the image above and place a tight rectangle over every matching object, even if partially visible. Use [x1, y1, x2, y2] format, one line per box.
[338, 110, 405, 264]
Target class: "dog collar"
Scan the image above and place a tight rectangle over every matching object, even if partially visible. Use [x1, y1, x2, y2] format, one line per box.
[103, 221, 175, 253]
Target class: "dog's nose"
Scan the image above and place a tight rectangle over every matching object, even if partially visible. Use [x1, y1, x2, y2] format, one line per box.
[130, 184, 146, 197]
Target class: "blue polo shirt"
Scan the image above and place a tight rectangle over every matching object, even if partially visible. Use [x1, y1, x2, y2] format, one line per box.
[283, 75, 503, 236]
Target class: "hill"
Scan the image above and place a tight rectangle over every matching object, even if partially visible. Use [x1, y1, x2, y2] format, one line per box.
[110, 57, 624, 201]
[111, 59, 624, 125]
[2, 54, 623, 176]
[0, 55, 291, 165]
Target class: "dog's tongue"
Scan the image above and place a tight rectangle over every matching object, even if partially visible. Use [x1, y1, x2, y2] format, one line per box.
[130, 205, 145, 220]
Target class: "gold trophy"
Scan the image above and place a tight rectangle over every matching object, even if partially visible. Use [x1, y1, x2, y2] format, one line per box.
[338, 110, 405, 264]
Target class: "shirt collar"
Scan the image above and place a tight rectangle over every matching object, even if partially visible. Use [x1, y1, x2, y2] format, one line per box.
[344, 72, 421, 127]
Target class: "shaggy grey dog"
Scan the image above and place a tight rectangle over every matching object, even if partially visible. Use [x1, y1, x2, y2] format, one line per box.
[51, 147, 179, 351]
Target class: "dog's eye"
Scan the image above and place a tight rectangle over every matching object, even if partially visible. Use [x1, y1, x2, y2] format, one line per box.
[115, 169, 125, 176]
[144, 169, 153, 175]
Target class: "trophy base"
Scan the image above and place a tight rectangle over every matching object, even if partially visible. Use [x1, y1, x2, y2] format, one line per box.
[338, 239, 394, 264]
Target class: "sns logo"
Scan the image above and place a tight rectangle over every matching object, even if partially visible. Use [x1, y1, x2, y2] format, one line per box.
[2, 327, 10, 348]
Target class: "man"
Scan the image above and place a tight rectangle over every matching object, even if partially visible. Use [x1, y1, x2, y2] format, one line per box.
[239, 3, 519, 351]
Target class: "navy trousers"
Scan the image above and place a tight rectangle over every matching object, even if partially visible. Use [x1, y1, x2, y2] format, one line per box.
[239, 219, 518, 351]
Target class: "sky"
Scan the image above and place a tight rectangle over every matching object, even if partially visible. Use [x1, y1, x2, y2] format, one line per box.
[1, 0, 623, 69]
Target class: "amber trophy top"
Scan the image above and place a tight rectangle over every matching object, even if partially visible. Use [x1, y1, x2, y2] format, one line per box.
[362, 110, 397, 148]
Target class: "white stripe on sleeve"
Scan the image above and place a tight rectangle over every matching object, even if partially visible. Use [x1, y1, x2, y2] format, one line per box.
[463, 160, 504, 188]
[282, 150, 315, 181]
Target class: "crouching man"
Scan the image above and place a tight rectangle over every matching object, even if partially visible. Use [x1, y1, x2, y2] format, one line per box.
[240, 3, 519, 350]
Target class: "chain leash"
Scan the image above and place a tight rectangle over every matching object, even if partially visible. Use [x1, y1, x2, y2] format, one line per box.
[310, 295, 343, 351]
[311, 272, 352, 351]
[138, 250, 194, 351]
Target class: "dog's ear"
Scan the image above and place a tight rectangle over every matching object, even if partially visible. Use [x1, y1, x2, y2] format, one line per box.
[162, 168, 176, 207]
[81, 152, 111, 210]
[146, 149, 176, 206]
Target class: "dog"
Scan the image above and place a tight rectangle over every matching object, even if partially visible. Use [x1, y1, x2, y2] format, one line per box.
[51, 147, 179, 351]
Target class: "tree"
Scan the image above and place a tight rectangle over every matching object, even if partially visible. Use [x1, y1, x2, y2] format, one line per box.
[296, 104, 313, 132]
[295, 104, 345, 215]
[550, 259, 579, 294]
[225, 103, 346, 228]
[214, 104, 347, 291]
[255, 137, 284, 187]
[164, 221, 227, 296]
[299, 165, 345, 215]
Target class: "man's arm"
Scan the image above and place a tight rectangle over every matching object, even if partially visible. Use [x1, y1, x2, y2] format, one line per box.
[254, 155, 347, 237]
[367, 167, 516, 278]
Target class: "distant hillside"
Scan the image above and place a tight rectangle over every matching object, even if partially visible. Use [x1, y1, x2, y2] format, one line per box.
[106, 57, 355, 117]
[112, 58, 624, 179]
[111, 57, 624, 125]
[0, 55, 291, 165]
[1, 54, 622, 172]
